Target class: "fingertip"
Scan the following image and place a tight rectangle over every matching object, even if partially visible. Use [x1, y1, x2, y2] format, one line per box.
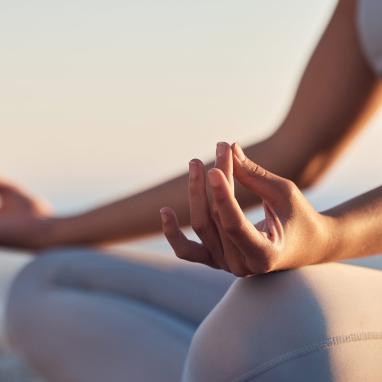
[160, 206, 173, 215]
[232, 143, 246, 162]
[207, 168, 224, 187]
[208, 167, 224, 175]
[160, 207, 175, 224]
[189, 159, 204, 181]
[216, 141, 230, 157]
[189, 158, 204, 167]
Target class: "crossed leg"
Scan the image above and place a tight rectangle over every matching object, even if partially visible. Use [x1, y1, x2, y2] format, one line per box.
[6, 248, 382, 382]
[184, 259, 382, 382]
[5, 248, 233, 382]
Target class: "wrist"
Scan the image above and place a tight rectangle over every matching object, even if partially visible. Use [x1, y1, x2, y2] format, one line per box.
[318, 211, 345, 263]
[42, 216, 78, 248]
[27, 216, 60, 250]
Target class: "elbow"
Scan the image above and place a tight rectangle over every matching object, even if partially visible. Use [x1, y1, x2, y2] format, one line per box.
[293, 153, 335, 191]
[294, 173, 322, 191]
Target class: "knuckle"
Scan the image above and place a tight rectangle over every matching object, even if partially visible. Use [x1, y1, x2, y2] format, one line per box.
[280, 179, 299, 199]
[245, 159, 266, 178]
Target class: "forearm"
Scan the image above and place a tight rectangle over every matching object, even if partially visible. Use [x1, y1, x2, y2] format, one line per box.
[48, 172, 191, 246]
[323, 186, 382, 262]
[47, 136, 299, 247]
[40, 0, 381, 248]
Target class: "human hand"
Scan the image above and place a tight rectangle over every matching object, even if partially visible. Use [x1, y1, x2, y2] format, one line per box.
[160, 142, 335, 276]
[0, 178, 53, 250]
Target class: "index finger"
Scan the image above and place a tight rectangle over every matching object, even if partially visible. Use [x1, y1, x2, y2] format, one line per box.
[208, 169, 268, 262]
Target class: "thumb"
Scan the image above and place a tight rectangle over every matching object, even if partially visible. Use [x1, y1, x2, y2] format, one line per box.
[232, 143, 296, 208]
[0, 177, 23, 193]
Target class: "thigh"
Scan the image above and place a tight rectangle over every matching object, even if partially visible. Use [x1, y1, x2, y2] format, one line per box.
[5, 248, 232, 382]
[184, 262, 382, 382]
[8, 278, 193, 382]
[25, 248, 234, 325]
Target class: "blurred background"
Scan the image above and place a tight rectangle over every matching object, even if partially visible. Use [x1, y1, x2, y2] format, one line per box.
[0, 0, 381, 378]
[2, 0, 382, 304]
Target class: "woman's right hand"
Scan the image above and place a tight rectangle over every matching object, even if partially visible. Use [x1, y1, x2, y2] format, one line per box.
[0, 177, 54, 250]
[160, 142, 336, 277]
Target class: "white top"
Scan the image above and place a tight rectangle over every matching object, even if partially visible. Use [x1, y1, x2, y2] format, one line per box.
[358, 0, 382, 76]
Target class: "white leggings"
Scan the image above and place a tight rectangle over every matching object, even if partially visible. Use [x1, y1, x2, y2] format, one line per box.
[5, 249, 382, 382]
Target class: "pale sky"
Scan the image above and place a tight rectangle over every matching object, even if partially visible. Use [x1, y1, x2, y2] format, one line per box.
[1, 0, 381, 216]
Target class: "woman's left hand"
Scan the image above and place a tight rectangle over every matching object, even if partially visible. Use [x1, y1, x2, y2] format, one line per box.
[0, 178, 53, 250]
[160, 142, 336, 276]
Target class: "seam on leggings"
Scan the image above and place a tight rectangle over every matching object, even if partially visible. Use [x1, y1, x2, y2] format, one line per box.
[233, 331, 382, 382]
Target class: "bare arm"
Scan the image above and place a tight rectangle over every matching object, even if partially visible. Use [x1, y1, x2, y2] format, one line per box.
[161, 144, 382, 276]
[0, 0, 381, 250]
[46, 0, 381, 247]
[324, 186, 382, 262]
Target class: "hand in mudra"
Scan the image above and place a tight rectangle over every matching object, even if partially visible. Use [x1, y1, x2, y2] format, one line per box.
[0, 178, 53, 250]
[160, 142, 334, 276]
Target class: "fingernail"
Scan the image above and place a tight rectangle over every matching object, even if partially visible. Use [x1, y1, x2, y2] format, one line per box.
[208, 169, 220, 187]
[160, 208, 169, 223]
[233, 143, 246, 161]
[189, 160, 198, 179]
[216, 142, 227, 157]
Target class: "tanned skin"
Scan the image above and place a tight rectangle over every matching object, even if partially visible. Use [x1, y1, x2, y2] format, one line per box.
[0, 0, 382, 275]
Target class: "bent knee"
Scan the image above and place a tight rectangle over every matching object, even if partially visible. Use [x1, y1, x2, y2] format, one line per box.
[183, 264, 382, 381]
[5, 248, 97, 351]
